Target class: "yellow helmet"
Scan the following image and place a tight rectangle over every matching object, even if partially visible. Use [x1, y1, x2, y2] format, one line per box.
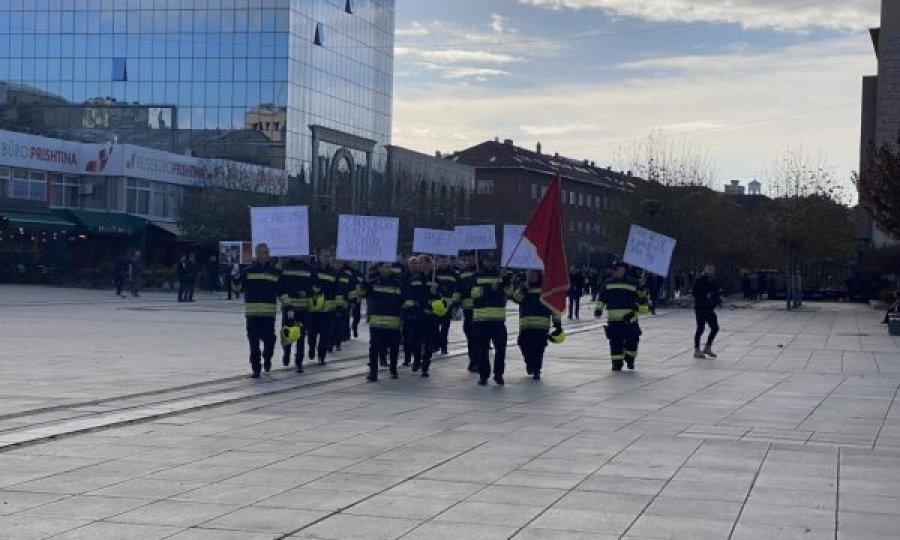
[281, 325, 303, 345]
[638, 304, 650, 315]
[548, 329, 566, 344]
[311, 294, 326, 311]
[430, 298, 449, 317]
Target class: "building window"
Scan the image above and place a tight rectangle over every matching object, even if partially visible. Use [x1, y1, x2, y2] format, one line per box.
[112, 57, 127, 81]
[314, 22, 325, 46]
[541, 186, 548, 198]
[49, 174, 80, 209]
[531, 183, 540, 200]
[569, 191, 576, 205]
[8, 169, 47, 202]
[126, 179, 151, 216]
[0, 167, 8, 198]
[477, 179, 494, 195]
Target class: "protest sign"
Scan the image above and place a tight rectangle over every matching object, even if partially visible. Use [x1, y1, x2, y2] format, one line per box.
[623, 224, 677, 276]
[336, 215, 399, 262]
[250, 206, 310, 257]
[501, 225, 544, 270]
[218, 242, 242, 265]
[455, 224, 496, 250]
[413, 228, 459, 256]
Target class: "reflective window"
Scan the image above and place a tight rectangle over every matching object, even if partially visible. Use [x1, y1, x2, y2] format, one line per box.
[112, 57, 127, 81]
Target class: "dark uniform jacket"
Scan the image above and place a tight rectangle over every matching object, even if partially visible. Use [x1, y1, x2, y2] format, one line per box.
[403, 272, 437, 320]
[336, 264, 359, 310]
[471, 268, 511, 323]
[692, 276, 721, 311]
[513, 279, 562, 331]
[278, 260, 315, 313]
[363, 275, 405, 331]
[435, 267, 460, 306]
[458, 265, 477, 312]
[241, 261, 281, 318]
[595, 276, 640, 322]
[311, 265, 338, 313]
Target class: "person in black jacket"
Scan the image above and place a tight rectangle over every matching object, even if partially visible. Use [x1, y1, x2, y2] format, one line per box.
[692, 264, 722, 359]
[279, 257, 315, 372]
[363, 262, 405, 381]
[308, 250, 339, 365]
[513, 270, 562, 380]
[241, 244, 281, 378]
[472, 252, 511, 385]
[567, 265, 585, 320]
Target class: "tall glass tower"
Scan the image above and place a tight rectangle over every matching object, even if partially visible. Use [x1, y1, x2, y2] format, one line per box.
[0, 0, 395, 185]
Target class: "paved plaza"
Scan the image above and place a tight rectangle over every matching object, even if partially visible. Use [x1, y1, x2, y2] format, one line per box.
[1, 285, 899, 539]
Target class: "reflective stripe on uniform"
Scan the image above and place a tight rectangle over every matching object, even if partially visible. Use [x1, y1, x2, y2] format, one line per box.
[624, 349, 638, 358]
[283, 270, 311, 277]
[247, 273, 279, 282]
[606, 309, 635, 321]
[519, 316, 551, 329]
[610, 354, 626, 360]
[369, 315, 401, 330]
[373, 285, 401, 295]
[476, 277, 502, 285]
[246, 302, 277, 316]
[606, 283, 637, 292]
[474, 307, 506, 321]
[462, 298, 474, 310]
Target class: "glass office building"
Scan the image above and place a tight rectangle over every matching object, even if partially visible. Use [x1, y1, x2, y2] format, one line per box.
[0, 0, 395, 178]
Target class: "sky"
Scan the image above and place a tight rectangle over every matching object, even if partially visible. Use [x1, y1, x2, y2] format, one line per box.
[391, 0, 882, 192]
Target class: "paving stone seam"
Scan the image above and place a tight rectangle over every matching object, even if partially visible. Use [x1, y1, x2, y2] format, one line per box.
[873, 384, 900, 448]
[834, 446, 841, 540]
[725, 442, 773, 540]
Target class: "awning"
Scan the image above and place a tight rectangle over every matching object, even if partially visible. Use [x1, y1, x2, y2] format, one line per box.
[65, 210, 146, 237]
[148, 221, 185, 238]
[0, 211, 77, 233]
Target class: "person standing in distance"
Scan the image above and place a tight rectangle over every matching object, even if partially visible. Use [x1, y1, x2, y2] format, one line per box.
[693, 264, 722, 359]
[594, 261, 642, 371]
[513, 269, 562, 380]
[567, 265, 584, 320]
[241, 243, 280, 378]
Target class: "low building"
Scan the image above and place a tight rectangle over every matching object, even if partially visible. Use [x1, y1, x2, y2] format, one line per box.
[446, 139, 639, 265]
[724, 180, 746, 195]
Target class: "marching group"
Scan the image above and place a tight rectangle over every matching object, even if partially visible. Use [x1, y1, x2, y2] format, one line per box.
[238, 243, 724, 384]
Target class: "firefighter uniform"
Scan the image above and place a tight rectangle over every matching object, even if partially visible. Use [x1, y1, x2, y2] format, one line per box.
[362, 272, 405, 381]
[278, 259, 315, 371]
[471, 267, 511, 385]
[241, 260, 281, 377]
[308, 263, 338, 364]
[350, 268, 363, 339]
[435, 265, 459, 354]
[334, 263, 357, 351]
[459, 263, 477, 372]
[595, 273, 642, 371]
[403, 271, 439, 376]
[513, 278, 561, 380]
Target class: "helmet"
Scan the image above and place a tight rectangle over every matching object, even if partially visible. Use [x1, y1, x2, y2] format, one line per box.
[547, 328, 566, 344]
[281, 325, 303, 345]
[311, 294, 326, 311]
[430, 298, 449, 317]
[638, 304, 650, 315]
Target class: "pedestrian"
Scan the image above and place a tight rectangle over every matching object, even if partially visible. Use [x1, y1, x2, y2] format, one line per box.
[241, 243, 280, 378]
[229, 261, 242, 300]
[279, 256, 315, 372]
[403, 256, 440, 377]
[594, 261, 642, 371]
[184, 254, 197, 301]
[471, 252, 511, 386]
[113, 253, 128, 298]
[401, 256, 421, 367]
[363, 262, 405, 381]
[350, 265, 363, 339]
[567, 265, 584, 320]
[435, 256, 459, 355]
[308, 250, 338, 365]
[459, 251, 479, 372]
[513, 269, 562, 380]
[177, 255, 189, 302]
[205, 255, 219, 292]
[692, 264, 721, 359]
[129, 251, 144, 297]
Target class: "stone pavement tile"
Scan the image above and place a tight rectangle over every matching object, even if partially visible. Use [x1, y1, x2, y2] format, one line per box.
[731, 523, 833, 540]
[87, 478, 206, 499]
[514, 528, 616, 539]
[290, 514, 420, 540]
[528, 508, 634, 535]
[254, 486, 369, 511]
[0, 515, 88, 539]
[838, 510, 900, 538]
[840, 494, 900, 514]
[381, 479, 484, 501]
[577, 475, 667, 496]
[7, 472, 131, 495]
[495, 470, 587, 490]
[519, 457, 603, 475]
[46, 521, 184, 539]
[754, 474, 837, 493]
[658, 479, 751, 502]
[306, 443, 392, 460]
[644, 496, 742, 522]
[144, 464, 247, 483]
[172, 482, 291, 505]
[266, 455, 363, 472]
[838, 478, 900, 497]
[18, 494, 148, 521]
[112, 500, 239, 527]
[301, 472, 402, 494]
[553, 490, 650, 515]
[220, 467, 327, 488]
[340, 458, 435, 477]
[468, 485, 567, 507]
[433, 501, 545, 528]
[343, 494, 456, 520]
[200, 506, 326, 534]
[626, 515, 735, 540]
[0, 490, 66, 515]
[165, 530, 277, 540]
[746, 486, 835, 510]
[401, 521, 517, 540]
[739, 502, 835, 531]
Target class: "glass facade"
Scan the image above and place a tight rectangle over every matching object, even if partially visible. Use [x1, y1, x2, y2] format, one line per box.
[0, 0, 394, 177]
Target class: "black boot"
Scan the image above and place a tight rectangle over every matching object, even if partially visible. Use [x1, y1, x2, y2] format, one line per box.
[263, 358, 272, 372]
[626, 358, 635, 370]
[612, 360, 624, 371]
[282, 349, 291, 367]
[494, 375, 504, 386]
[366, 371, 377, 382]
[390, 367, 399, 379]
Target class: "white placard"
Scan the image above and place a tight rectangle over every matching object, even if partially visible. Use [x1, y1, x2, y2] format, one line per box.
[336, 215, 399, 262]
[250, 206, 310, 257]
[623, 224, 677, 277]
[454, 224, 497, 250]
[501, 225, 544, 270]
[413, 228, 459, 256]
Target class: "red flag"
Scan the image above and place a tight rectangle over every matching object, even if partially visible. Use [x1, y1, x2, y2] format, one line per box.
[523, 174, 570, 314]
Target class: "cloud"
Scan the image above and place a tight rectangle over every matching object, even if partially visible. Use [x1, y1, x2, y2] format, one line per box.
[393, 34, 875, 183]
[421, 64, 512, 79]
[395, 48, 520, 64]
[491, 14, 507, 34]
[517, 0, 879, 31]
[396, 21, 430, 37]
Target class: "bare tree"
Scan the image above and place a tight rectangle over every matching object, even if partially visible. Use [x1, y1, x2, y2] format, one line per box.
[615, 131, 719, 188]
[853, 145, 900, 240]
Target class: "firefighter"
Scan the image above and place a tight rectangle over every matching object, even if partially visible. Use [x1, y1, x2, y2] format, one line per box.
[434, 256, 459, 355]
[278, 256, 315, 372]
[471, 252, 512, 386]
[241, 243, 281, 378]
[401, 256, 421, 367]
[458, 251, 478, 372]
[362, 262, 405, 381]
[334, 260, 358, 351]
[594, 261, 642, 371]
[308, 249, 338, 365]
[349, 264, 363, 339]
[513, 269, 562, 380]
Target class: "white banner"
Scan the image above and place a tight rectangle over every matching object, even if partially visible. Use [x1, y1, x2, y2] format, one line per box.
[250, 206, 310, 257]
[455, 224, 496, 250]
[0, 128, 110, 175]
[413, 228, 459, 256]
[623, 224, 677, 277]
[501, 225, 544, 270]
[336, 215, 399, 262]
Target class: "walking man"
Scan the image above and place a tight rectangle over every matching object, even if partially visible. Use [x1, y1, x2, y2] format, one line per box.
[471, 252, 511, 386]
[693, 264, 721, 359]
[594, 261, 641, 371]
[241, 243, 280, 378]
[567, 265, 584, 320]
[513, 270, 562, 380]
[363, 262, 405, 381]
